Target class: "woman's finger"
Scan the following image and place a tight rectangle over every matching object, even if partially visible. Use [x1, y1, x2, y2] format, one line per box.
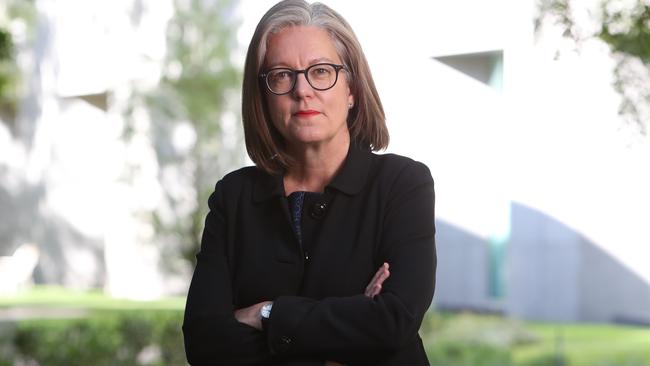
[373, 263, 390, 287]
[365, 265, 385, 295]
[365, 263, 390, 297]
[368, 263, 386, 286]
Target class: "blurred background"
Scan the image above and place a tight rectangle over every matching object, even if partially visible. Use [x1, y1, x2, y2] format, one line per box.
[0, 0, 649, 365]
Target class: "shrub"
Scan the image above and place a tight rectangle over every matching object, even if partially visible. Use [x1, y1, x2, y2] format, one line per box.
[427, 342, 513, 366]
[8, 309, 186, 366]
[522, 353, 567, 366]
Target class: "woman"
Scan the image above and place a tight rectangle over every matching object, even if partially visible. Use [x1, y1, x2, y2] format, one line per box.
[182, 1, 436, 365]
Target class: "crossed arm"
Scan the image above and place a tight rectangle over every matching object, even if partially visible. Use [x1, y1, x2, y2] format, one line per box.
[234, 263, 391, 366]
[234, 262, 391, 330]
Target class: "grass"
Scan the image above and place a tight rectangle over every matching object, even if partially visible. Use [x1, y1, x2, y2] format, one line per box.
[515, 323, 650, 366]
[421, 311, 650, 366]
[0, 286, 185, 310]
[2, 287, 650, 366]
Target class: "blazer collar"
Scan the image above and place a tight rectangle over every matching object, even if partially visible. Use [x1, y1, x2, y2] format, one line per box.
[327, 144, 373, 196]
[252, 144, 373, 202]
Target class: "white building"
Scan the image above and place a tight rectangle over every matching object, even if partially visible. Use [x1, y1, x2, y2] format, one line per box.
[0, 0, 176, 299]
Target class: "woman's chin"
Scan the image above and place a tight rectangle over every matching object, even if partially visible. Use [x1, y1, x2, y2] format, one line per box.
[287, 133, 327, 146]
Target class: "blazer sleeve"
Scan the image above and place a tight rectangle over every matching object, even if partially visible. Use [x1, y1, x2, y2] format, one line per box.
[182, 181, 271, 365]
[265, 161, 436, 363]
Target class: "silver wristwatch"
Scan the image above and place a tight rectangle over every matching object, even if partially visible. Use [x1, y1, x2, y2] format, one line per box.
[260, 302, 273, 319]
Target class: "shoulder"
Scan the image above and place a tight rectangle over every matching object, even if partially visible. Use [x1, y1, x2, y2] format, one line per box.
[208, 166, 269, 207]
[371, 152, 434, 188]
[219, 166, 264, 187]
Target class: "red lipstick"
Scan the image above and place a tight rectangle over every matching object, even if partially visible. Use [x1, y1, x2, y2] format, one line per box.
[294, 110, 321, 117]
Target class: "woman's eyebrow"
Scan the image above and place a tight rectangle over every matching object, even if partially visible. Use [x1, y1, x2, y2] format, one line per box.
[265, 57, 337, 69]
[307, 57, 335, 64]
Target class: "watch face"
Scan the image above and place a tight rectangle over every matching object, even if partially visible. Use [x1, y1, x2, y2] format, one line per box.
[261, 303, 272, 318]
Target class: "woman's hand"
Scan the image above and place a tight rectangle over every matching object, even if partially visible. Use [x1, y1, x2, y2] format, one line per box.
[235, 264, 389, 366]
[364, 262, 390, 298]
[234, 301, 272, 331]
[324, 263, 391, 366]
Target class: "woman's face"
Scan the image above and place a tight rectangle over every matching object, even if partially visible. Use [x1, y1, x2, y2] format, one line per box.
[263, 26, 354, 150]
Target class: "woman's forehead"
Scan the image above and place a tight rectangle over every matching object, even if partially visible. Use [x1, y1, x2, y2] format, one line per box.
[264, 25, 341, 67]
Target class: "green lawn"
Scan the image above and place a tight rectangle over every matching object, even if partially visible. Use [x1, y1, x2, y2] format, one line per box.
[2, 287, 650, 366]
[515, 323, 650, 366]
[421, 311, 650, 366]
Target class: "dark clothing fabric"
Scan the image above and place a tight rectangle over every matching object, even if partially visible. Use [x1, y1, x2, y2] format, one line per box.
[287, 191, 309, 246]
[183, 145, 436, 365]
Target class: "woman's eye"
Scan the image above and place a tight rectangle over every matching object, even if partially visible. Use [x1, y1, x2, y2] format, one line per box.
[276, 71, 291, 79]
[309, 66, 333, 80]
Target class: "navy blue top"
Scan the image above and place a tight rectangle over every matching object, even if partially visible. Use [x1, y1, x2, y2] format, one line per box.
[287, 191, 324, 247]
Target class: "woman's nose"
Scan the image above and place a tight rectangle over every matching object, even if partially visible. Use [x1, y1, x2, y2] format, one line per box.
[293, 72, 314, 98]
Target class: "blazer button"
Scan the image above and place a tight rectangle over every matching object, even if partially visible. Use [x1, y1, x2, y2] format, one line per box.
[310, 202, 327, 219]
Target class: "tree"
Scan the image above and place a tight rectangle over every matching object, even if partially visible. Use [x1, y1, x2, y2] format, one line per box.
[0, 27, 14, 103]
[535, 0, 649, 135]
[125, 0, 243, 272]
[0, 0, 36, 125]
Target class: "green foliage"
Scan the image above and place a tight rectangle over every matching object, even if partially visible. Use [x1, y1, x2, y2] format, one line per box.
[520, 323, 650, 366]
[535, 0, 650, 135]
[126, 0, 243, 270]
[521, 353, 567, 366]
[15, 316, 124, 365]
[598, 3, 650, 136]
[421, 310, 650, 366]
[0, 27, 17, 117]
[0, 323, 15, 366]
[0, 0, 36, 123]
[6, 310, 186, 366]
[421, 311, 539, 350]
[535, 0, 577, 40]
[2, 306, 650, 365]
[599, 3, 650, 63]
[421, 311, 536, 366]
[427, 342, 513, 366]
[1, 288, 186, 365]
[0, 29, 12, 60]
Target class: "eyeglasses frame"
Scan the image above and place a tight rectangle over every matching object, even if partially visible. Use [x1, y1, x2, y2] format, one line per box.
[259, 63, 348, 95]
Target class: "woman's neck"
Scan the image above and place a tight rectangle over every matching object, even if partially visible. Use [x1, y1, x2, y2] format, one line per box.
[283, 139, 350, 195]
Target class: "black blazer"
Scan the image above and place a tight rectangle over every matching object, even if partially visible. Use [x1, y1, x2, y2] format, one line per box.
[183, 145, 436, 365]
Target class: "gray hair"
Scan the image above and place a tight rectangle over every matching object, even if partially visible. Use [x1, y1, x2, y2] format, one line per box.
[242, 0, 388, 174]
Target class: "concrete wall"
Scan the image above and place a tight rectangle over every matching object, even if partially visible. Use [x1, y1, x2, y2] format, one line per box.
[506, 203, 581, 322]
[435, 201, 650, 324]
[434, 220, 493, 311]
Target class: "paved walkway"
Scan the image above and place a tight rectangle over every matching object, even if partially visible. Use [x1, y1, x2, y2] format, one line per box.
[0, 306, 88, 322]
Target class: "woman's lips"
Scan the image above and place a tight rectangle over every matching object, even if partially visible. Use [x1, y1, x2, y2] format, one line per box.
[294, 110, 321, 117]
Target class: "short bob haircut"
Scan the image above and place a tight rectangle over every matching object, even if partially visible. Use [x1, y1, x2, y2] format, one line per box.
[242, 0, 388, 174]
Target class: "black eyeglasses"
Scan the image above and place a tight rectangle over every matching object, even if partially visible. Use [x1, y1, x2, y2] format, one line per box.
[259, 63, 348, 95]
